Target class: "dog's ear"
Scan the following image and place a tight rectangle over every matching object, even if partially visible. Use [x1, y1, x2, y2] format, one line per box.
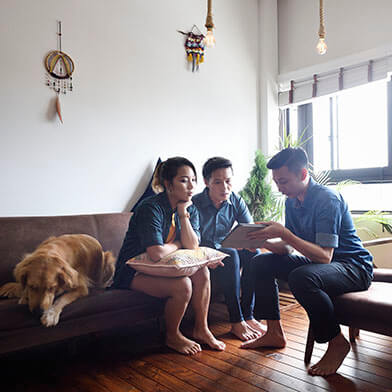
[56, 259, 79, 290]
[14, 257, 33, 287]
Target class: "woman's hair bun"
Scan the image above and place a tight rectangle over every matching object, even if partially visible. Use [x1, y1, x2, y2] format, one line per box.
[152, 162, 165, 194]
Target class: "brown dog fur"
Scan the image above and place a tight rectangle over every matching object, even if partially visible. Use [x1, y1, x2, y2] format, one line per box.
[0, 234, 116, 327]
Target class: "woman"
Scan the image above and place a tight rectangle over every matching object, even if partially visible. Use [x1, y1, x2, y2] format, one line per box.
[112, 157, 225, 355]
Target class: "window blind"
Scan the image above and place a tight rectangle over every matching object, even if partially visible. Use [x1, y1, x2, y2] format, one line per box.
[278, 55, 392, 107]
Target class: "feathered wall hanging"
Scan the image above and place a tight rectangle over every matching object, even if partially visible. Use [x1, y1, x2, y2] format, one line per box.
[44, 21, 74, 124]
[178, 25, 205, 72]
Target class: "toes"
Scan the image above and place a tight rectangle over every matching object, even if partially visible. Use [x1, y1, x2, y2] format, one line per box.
[241, 338, 258, 349]
[217, 344, 225, 351]
[189, 343, 202, 355]
[308, 364, 331, 376]
[244, 331, 260, 341]
[217, 341, 226, 351]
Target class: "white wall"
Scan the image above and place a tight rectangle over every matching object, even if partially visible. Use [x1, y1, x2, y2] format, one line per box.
[0, 0, 259, 216]
[278, 0, 392, 76]
[259, 0, 279, 156]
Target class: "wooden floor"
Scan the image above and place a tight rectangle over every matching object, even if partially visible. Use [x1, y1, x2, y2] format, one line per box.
[3, 300, 392, 392]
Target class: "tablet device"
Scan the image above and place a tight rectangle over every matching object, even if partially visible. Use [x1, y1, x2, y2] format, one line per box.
[220, 223, 266, 249]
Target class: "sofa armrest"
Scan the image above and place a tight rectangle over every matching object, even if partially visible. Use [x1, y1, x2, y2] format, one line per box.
[362, 237, 392, 280]
[372, 268, 392, 283]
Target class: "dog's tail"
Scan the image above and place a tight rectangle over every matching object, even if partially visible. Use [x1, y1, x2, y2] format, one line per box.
[99, 251, 116, 288]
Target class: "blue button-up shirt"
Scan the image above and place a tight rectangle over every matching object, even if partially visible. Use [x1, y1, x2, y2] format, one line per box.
[112, 191, 200, 288]
[285, 177, 373, 278]
[192, 188, 252, 249]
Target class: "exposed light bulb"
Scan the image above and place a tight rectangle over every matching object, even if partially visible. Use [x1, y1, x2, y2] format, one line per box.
[316, 37, 327, 55]
[203, 30, 216, 48]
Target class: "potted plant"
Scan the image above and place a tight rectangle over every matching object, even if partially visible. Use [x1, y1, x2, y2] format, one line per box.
[239, 150, 279, 221]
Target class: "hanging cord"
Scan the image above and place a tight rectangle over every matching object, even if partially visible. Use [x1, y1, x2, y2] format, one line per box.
[57, 21, 62, 52]
[205, 0, 214, 30]
[318, 0, 325, 39]
[177, 25, 203, 36]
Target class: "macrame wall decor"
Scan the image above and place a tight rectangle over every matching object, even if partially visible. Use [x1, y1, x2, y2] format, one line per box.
[178, 25, 205, 72]
[44, 21, 75, 123]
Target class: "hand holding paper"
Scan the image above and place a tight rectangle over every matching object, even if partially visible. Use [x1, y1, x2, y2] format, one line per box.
[247, 221, 286, 242]
[221, 223, 267, 249]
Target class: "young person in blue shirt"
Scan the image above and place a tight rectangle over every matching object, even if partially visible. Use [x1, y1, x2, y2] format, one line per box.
[193, 157, 263, 341]
[241, 148, 373, 376]
[112, 157, 225, 355]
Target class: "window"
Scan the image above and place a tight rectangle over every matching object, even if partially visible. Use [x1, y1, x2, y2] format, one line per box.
[284, 78, 392, 184]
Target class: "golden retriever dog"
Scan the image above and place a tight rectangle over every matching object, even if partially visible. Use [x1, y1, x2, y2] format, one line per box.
[0, 234, 115, 327]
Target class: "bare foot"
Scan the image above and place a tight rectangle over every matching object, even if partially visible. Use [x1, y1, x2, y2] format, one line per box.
[308, 333, 350, 376]
[246, 319, 267, 335]
[231, 321, 261, 341]
[166, 333, 202, 355]
[241, 328, 286, 349]
[193, 328, 226, 351]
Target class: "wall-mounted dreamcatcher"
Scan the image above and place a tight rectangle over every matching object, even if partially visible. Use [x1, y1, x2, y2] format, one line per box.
[178, 25, 205, 72]
[45, 21, 75, 123]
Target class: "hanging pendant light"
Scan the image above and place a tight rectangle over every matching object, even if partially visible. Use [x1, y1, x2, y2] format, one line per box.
[203, 0, 215, 47]
[316, 0, 327, 55]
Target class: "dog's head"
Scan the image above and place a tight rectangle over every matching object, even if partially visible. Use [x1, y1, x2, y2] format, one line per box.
[14, 253, 79, 313]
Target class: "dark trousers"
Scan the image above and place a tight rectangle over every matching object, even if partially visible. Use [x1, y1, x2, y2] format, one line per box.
[252, 252, 371, 343]
[211, 248, 258, 323]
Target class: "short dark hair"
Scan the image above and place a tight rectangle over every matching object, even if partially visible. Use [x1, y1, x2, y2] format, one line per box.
[267, 147, 308, 174]
[152, 157, 197, 193]
[202, 157, 233, 181]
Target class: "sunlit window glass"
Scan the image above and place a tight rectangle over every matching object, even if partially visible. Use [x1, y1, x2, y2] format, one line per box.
[312, 80, 388, 172]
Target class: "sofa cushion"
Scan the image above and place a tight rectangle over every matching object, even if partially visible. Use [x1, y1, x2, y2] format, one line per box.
[333, 282, 392, 335]
[0, 289, 163, 332]
[0, 289, 165, 354]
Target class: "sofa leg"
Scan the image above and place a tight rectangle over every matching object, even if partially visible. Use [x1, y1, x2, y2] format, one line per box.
[304, 325, 315, 364]
[349, 327, 360, 342]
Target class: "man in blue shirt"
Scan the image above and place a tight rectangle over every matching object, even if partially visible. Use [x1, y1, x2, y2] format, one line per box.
[193, 157, 263, 341]
[242, 148, 373, 377]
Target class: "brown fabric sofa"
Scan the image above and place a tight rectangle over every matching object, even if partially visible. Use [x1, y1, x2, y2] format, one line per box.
[0, 213, 166, 356]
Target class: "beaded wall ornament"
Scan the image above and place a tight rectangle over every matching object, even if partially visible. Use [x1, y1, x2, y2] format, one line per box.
[44, 21, 75, 123]
[178, 25, 205, 72]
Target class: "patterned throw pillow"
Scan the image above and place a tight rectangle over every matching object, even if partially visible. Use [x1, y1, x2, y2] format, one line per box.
[126, 247, 228, 277]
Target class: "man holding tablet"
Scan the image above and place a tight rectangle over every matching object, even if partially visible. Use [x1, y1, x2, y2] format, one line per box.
[242, 147, 373, 376]
[193, 157, 264, 341]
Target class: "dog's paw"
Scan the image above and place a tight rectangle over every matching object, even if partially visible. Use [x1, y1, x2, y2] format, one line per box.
[18, 296, 28, 305]
[0, 282, 22, 298]
[41, 307, 60, 327]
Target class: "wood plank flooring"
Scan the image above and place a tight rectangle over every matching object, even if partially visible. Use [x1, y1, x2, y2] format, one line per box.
[2, 300, 392, 392]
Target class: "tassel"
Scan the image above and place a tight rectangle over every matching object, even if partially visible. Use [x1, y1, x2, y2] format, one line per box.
[56, 94, 63, 124]
[187, 53, 192, 62]
[196, 53, 200, 65]
[200, 55, 204, 63]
